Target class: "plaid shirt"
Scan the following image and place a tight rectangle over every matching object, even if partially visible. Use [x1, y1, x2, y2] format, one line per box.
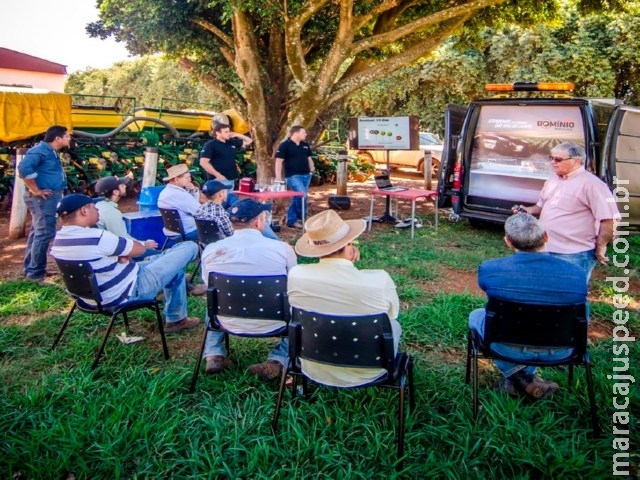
[194, 201, 234, 239]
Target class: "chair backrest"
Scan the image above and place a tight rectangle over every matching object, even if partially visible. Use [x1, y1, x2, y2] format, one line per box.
[483, 297, 588, 355]
[208, 272, 290, 323]
[54, 258, 103, 306]
[290, 307, 395, 372]
[159, 208, 186, 239]
[195, 218, 222, 245]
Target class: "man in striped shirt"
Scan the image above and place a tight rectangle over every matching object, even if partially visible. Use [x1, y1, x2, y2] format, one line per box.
[50, 194, 201, 334]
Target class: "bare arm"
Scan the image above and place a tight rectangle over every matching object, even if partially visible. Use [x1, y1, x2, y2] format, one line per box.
[512, 204, 542, 216]
[308, 156, 315, 173]
[230, 132, 253, 148]
[595, 219, 614, 265]
[275, 158, 284, 181]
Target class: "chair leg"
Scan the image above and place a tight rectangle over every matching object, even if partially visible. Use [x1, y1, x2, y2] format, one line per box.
[192, 258, 201, 282]
[584, 360, 600, 435]
[408, 357, 416, 412]
[568, 364, 574, 386]
[122, 312, 130, 332]
[224, 332, 230, 356]
[397, 380, 406, 471]
[272, 363, 290, 431]
[190, 323, 210, 392]
[472, 352, 479, 421]
[91, 312, 120, 370]
[52, 303, 77, 350]
[464, 332, 472, 384]
[153, 302, 169, 360]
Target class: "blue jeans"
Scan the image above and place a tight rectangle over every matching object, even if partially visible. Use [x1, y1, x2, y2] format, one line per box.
[203, 316, 289, 367]
[550, 250, 596, 283]
[23, 190, 62, 280]
[285, 173, 311, 226]
[220, 179, 239, 209]
[469, 308, 573, 378]
[129, 241, 198, 323]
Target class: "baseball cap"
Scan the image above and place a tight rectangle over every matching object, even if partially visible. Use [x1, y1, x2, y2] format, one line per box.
[226, 199, 271, 223]
[56, 194, 100, 216]
[202, 180, 227, 196]
[94, 175, 131, 196]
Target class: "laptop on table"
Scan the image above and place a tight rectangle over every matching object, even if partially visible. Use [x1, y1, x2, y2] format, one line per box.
[374, 175, 408, 192]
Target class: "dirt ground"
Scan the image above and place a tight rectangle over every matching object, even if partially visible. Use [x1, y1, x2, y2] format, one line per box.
[0, 169, 629, 341]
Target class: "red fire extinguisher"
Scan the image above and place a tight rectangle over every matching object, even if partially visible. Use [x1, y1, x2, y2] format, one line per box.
[451, 160, 462, 215]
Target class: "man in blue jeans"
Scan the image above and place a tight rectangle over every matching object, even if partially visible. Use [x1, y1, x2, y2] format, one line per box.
[469, 213, 588, 399]
[50, 194, 201, 334]
[200, 199, 297, 378]
[275, 125, 315, 229]
[18, 125, 70, 282]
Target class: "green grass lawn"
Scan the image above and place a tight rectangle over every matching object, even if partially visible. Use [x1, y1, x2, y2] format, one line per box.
[1, 221, 638, 479]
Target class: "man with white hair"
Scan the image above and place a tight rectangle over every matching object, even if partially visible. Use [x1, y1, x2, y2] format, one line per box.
[469, 213, 588, 400]
[516, 142, 619, 281]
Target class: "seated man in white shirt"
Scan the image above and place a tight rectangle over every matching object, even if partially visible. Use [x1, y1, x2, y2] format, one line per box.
[288, 209, 401, 387]
[50, 194, 201, 334]
[157, 164, 202, 242]
[200, 199, 297, 378]
[94, 175, 159, 257]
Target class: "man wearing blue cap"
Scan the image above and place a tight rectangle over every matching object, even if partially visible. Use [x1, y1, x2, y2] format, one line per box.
[194, 180, 234, 239]
[200, 199, 297, 378]
[50, 194, 201, 334]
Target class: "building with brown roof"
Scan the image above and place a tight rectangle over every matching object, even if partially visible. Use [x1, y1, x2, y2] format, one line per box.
[0, 48, 67, 92]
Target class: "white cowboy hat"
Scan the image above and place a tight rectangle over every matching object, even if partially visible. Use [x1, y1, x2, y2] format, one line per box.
[295, 210, 366, 257]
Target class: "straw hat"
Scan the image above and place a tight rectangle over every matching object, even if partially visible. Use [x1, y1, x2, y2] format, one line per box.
[163, 164, 190, 182]
[295, 210, 366, 257]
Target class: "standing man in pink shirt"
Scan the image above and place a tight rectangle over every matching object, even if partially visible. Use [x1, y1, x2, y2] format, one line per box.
[515, 142, 619, 281]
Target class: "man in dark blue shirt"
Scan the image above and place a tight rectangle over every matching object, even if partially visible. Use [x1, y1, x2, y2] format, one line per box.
[275, 125, 315, 229]
[469, 213, 588, 400]
[199, 123, 252, 207]
[17, 125, 70, 282]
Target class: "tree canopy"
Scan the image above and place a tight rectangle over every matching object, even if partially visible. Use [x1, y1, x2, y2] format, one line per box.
[89, 0, 632, 177]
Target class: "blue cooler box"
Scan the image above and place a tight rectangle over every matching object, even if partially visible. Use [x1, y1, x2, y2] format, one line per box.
[123, 211, 167, 247]
[137, 185, 166, 212]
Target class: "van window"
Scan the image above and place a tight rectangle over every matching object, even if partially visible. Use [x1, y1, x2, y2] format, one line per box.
[467, 105, 586, 204]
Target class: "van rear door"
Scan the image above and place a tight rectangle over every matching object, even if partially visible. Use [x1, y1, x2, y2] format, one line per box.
[603, 105, 640, 228]
[437, 104, 467, 207]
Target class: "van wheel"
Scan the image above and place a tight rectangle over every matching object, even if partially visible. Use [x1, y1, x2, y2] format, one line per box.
[419, 158, 441, 178]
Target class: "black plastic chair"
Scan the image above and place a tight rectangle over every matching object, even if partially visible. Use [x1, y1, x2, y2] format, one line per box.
[52, 258, 170, 370]
[465, 297, 599, 434]
[190, 272, 290, 391]
[272, 307, 415, 469]
[195, 218, 222, 246]
[159, 207, 187, 250]
[159, 207, 201, 279]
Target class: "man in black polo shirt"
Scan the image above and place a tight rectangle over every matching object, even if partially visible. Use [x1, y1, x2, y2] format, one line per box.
[275, 125, 315, 229]
[200, 123, 252, 207]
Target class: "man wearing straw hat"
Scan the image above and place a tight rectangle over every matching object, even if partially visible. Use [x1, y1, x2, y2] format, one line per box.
[288, 210, 401, 387]
[157, 164, 202, 242]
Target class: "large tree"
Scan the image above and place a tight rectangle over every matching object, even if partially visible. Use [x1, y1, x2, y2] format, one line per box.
[89, 0, 627, 179]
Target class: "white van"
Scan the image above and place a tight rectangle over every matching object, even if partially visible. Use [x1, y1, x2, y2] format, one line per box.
[437, 83, 640, 228]
[350, 132, 444, 177]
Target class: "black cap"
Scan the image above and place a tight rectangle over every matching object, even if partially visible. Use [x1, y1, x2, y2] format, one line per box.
[56, 194, 100, 215]
[94, 175, 131, 196]
[202, 180, 227, 196]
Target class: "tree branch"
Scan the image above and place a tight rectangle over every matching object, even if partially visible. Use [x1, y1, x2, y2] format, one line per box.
[192, 18, 234, 49]
[178, 57, 243, 109]
[325, 15, 471, 106]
